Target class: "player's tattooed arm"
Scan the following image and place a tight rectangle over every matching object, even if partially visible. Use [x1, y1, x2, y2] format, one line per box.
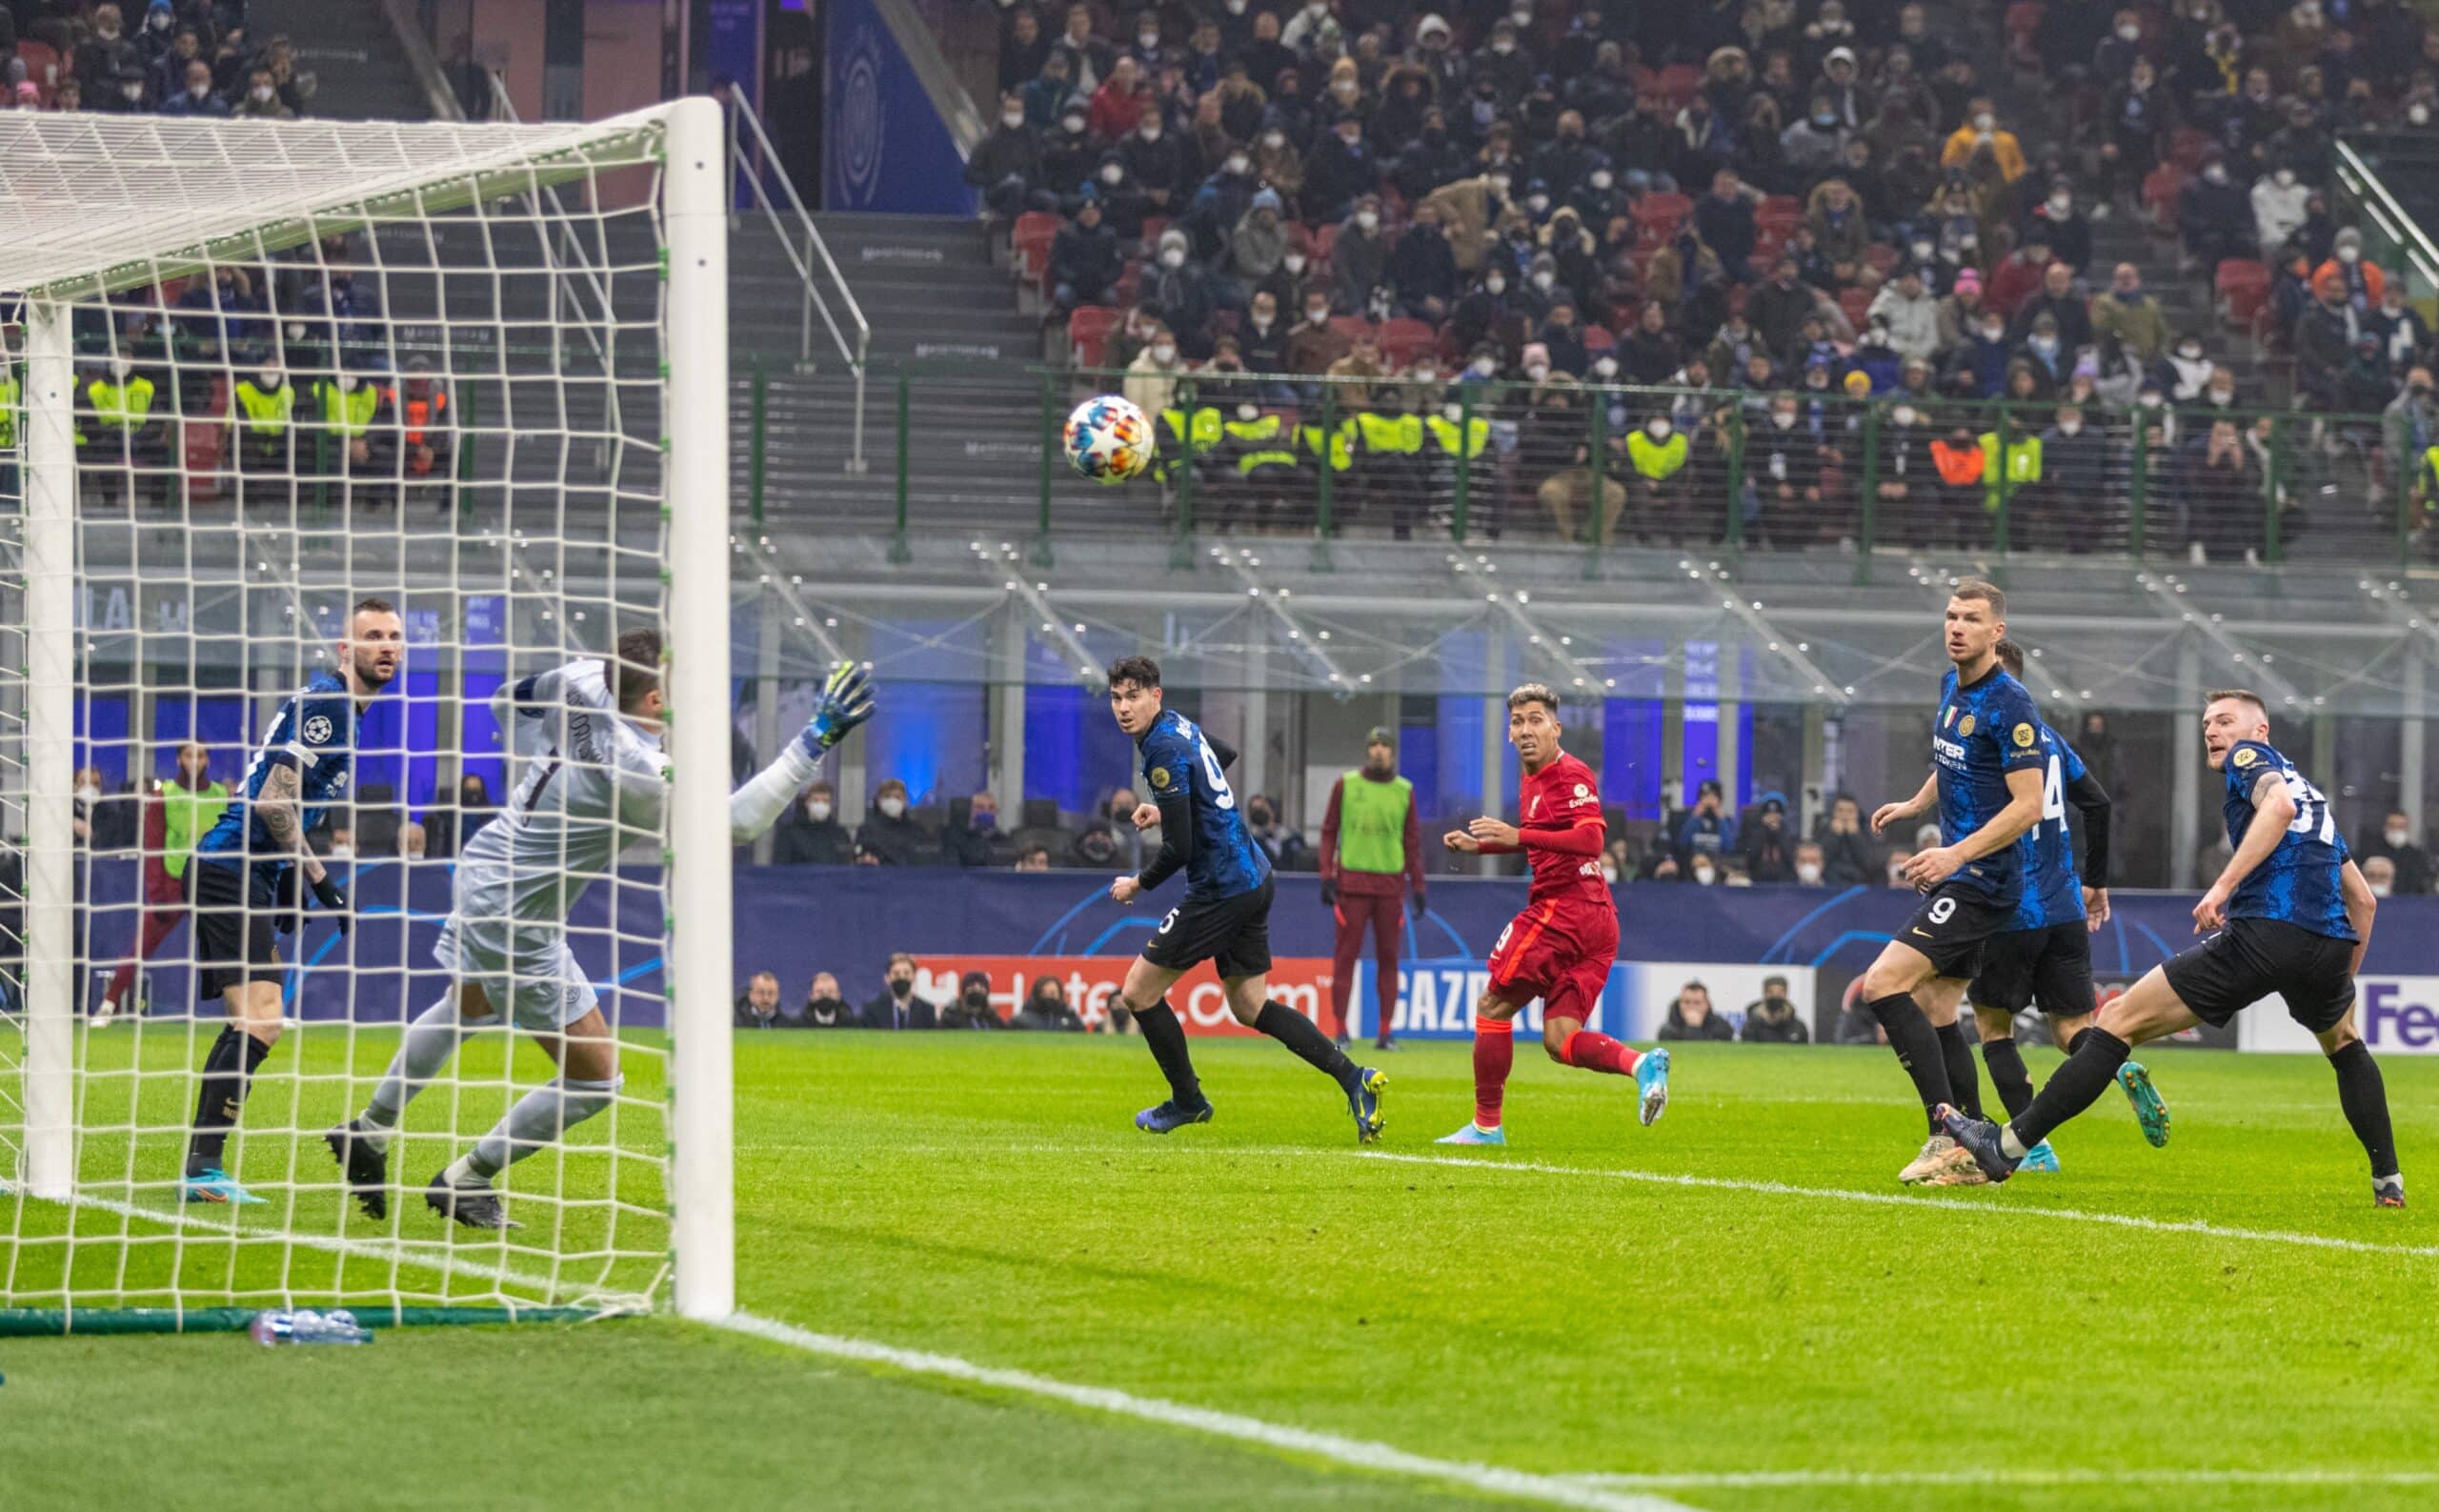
[257, 760, 326, 884]
[2195, 770, 2295, 932]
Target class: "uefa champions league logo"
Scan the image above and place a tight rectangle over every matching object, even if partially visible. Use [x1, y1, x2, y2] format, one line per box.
[302, 714, 333, 745]
[838, 25, 885, 205]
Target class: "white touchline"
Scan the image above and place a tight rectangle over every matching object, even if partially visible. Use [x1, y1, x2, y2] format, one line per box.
[1574, 1469, 2439, 1489]
[1341, 1150, 2439, 1260]
[715, 1312, 1702, 1512]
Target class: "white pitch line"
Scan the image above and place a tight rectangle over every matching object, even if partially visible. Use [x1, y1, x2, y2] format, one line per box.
[1573, 1468, 2439, 1490]
[715, 1311, 1700, 1512]
[31, 1188, 623, 1302]
[1341, 1149, 2439, 1260]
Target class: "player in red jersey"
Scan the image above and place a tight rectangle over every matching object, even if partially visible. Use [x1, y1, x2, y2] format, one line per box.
[1435, 684, 1670, 1145]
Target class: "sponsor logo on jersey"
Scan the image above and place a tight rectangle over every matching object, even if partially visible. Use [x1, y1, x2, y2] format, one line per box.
[2013, 722, 2035, 748]
[302, 714, 333, 745]
[2232, 747, 2259, 769]
[1573, 783, 1589, 798]
[1933, 736, 1966, 763]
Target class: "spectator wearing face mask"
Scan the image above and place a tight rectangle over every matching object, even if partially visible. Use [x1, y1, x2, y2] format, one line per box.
[2314, 228, 2386, 317]
[1124, 320, 1187, 413]
[968, 92, 1044, 216]
[1659, 980, 1736, 1041]
[2009, 261, 2094, 354]
[1419, 170, 1515, 274]
[2034, 403, 2107, 551]
[1790, 840, 1828, 887]
[1868, 265, 1942, 363]
[2250, 161, 2309, 258]
[1817, 793, 1878, 883]
[1941, 97, 2027, 185]
[2360, 810, 2432, 894]
[2156, 333, 2215, 403]
[857, 778, 925, 866]
[774, 780, 856, 865]
[1012, 975, 1087, 1031]
[1288, 290, 1352, 373]
[802, 972, 857, 1028]
[1246, 793, 1312, 870]
[1331, 194, 1391, 312]
[940, 971, 1004, 1030]
[860, 953, 938, 1030]
[2377, 286, 2432, 376]
[1694, 168, 1759, 285]
[940, 791, 1010, 868]
[1387, 204, 1460, 322]
[1742, 976, 1811, 1042]
[160, 56, 227, 117]
[1305, 109, 1381, 224]
[2362, 855, 2401, 900]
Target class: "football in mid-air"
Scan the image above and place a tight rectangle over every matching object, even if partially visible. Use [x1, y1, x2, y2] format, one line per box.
[1062, 393, 1155, 484]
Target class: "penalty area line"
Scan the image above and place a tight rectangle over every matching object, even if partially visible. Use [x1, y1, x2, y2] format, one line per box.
[1342, 1149, 2439, 1260]
[1573, 1468, 2439, 1490]
[714, 1311, 1699, 1512]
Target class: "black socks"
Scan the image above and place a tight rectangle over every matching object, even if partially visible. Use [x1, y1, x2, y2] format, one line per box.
[1256, 1001, 1359, 1091]
[1935, 1019, 1983, 1121]
[187, 1025, 272, 1175]
[1867, 993, 1953, 1133]
[2328, 1040, 2401, 1181]
[2013, 1027, 2130, 1150]
[1980, 1036, 2035, 1122]
[1133, 1000, 1206, 1109]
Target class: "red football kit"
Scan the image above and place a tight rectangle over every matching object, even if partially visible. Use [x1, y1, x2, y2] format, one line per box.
[1468, 749, 1639, 1132]
[1485, 751, 1619, 1023]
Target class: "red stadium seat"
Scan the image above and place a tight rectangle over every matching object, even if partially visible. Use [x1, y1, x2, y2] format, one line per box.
[1756, 195, 1803, 237]
[2167, 128, 2211, 174]
[1839, 285, 1873, 331]
[1311, 222, 1339, 266]
[1582, 323, 1615, 352]
[1656, 65, 1703, 100]
[1067, 305, 1120, 369]
[2215, 259, 2271, 326]
[1010, 211, 1058, 286]
[1138, 214, 1169, 253]
[16, 39, 62, 90]
[1330, 315, 1378, 348]
[1636, 191, 1691, 243]
[182, 376, 228, 502]
[1864, 242, 1900, 276]
[2005, 2, 2045, 43]
[1376, 316, 1436, 367]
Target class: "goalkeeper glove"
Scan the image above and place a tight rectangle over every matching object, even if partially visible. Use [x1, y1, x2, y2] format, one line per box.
[799, 660, 877, 758]
[309, 872, 353, 936]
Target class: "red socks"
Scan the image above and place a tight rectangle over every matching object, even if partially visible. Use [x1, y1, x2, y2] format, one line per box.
[1471, 1018, 1514, 1129]
[1560, 1030, 1642, 1078]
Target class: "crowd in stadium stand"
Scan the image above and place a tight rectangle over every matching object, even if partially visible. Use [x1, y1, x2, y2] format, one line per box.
[982, 0, 2439, 553]
[2, 3, 309, 117]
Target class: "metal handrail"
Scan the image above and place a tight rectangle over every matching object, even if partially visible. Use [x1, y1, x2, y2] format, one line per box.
[723, 93, 871, 474]
[2335, 137, 2439, 294]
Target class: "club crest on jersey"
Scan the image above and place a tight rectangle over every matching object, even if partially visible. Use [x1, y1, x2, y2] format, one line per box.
[1149, 766, 1171, 789]
[1957, 715, 1975, 737]
[2232, 747, 2259, 769]
[1573, 783, 1589, 798]
[2013, 722, 2035, 749]
[302, 714, 333, 744]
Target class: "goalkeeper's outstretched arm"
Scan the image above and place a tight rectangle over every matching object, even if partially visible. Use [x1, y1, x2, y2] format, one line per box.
[727, 660, 877, 844]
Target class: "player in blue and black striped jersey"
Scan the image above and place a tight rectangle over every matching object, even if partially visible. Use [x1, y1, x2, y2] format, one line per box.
[1099, 655, 1386, 1143]
[177, 597, 403, 1204]
[1958, 640, 2127, 1177]
[1943, 689, 2403, 1206]
[1854, 581, 2052, 1186]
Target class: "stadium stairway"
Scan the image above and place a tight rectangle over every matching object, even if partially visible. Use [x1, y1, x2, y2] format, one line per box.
[247, 0, 433, 123]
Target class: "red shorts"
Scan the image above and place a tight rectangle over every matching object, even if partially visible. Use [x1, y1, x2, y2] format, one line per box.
[1487, 898, 1619, 1025]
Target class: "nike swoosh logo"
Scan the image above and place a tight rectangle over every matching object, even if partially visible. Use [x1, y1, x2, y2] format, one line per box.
[1911, 929, 1932, 937]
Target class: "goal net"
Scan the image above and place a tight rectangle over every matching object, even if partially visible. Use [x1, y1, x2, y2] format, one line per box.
[0, 100, 735, 1329]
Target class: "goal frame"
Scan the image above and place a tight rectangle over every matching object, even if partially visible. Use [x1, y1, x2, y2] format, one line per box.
[7, 95, 735, 1325]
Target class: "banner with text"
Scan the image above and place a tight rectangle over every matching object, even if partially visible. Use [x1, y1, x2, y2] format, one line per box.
[2239, 976, 2439, 1055]
[920, 956, 1334, 1034]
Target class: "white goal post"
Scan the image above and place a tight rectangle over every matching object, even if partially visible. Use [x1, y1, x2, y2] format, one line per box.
[0, 98, 733, 1328]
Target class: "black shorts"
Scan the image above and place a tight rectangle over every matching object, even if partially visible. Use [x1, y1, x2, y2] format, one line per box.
[1969, 920, 2098, 1018]
[1895, 879, 2014, 981]
[1141, 877, 1274, 979]
[190, 858, 292, 1000]
[2163, 917, 2357, 1034]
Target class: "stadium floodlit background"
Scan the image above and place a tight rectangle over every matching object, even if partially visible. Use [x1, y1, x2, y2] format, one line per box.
[10, 1, 2439, 1509]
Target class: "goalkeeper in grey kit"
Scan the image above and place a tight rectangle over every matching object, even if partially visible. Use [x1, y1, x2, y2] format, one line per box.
[326, 640, 876, 1229]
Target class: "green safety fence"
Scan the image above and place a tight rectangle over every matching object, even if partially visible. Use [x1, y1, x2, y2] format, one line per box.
[736, 359, 2437, 575]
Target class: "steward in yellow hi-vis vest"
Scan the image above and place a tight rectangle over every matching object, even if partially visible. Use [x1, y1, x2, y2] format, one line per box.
[1320, 725, 1426, 1048]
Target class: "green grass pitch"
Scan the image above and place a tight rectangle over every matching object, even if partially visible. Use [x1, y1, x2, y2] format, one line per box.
[8, 1029, 2439, 1510]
